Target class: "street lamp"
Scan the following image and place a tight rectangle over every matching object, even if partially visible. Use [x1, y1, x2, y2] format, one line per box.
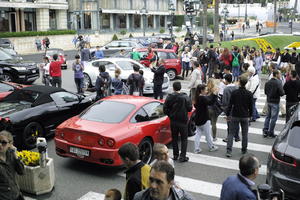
[168, 0, 175, 42]
[140, 8, 147, 37]
[183, 0, 200, 38]
[221, 6, 229, 41]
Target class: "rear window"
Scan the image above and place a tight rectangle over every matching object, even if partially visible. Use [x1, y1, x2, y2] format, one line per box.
[288, 125, 300, 148]
[0, 83, 14, 93]
[80, 101, 135, 123]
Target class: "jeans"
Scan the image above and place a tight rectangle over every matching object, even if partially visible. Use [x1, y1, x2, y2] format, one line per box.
[227, 120, 239, 140]
[227, 117, 249, 152]
[194, 120, 214, 151]
[153, 83, 163, 100]
[51, 76, 62, 88]
[182, 62, 190, 79]
[208, 108, 218, 139]
[171, 122, 188, 159]
[202, 65, 207, 83]
[75, 78, 84, 94]
[252, 98, 260, 120]
[232, 67, 240, 82]
[263, 103, 280, 136]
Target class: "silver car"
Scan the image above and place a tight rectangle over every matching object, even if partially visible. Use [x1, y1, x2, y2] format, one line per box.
[83, 58, 170, 94]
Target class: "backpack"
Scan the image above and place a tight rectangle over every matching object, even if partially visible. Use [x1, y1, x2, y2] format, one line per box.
[232, 53, 240, 67]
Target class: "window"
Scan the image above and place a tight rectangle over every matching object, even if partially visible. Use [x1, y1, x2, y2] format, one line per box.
[160, 16, 165, 27]
[80, 101, 135, 123]
[143, 102, 165, 120]
[83, 12, 92, 29]
[106, 41, 119, 48]
[0, 83, 14, 93]
[117, 14, 126, 29]
[147, 15, 153, 28]
[116, 61, 143, 71]
[157, 52, 168, 59]
[119, 42, 130, 47]
[130, 108, 149, 123]
[49, 10, 57, 30]
[101, 13, 110, 29]
[168, 52, 177, 59]
[51, 92, 78, 105]
[133, 15, 141, 29]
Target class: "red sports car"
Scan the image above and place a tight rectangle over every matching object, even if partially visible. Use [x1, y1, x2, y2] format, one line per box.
[55, 95, 194, 166]
[0, 81, 28, 100]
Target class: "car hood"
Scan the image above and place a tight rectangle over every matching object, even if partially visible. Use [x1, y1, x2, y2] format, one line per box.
[0, 102, 31, 116]
[0, 59, 35, 67]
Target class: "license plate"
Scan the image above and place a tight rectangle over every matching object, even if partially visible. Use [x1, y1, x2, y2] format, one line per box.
[32, 70, 36, 73]
[70, 146, 90, 157]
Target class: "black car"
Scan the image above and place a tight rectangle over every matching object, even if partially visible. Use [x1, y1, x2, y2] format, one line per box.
[0, 49, 39, 84]
[0, 85, 94, 149]
[266, 105, 300, 199]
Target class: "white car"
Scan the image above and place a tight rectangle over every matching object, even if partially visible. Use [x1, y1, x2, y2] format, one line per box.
[83, 58, 170, 94]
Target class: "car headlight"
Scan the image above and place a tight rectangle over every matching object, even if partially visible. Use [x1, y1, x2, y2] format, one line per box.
[11, 66, 27, 71]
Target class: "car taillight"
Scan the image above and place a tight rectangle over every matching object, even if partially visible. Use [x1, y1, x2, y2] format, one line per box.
[107, 139, 115, 147]
[0, 117, 10, 123]
[272, 149, 297, 167]
[98, 138, 105, 146]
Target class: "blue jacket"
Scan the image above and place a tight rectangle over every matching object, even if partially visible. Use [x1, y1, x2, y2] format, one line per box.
[220, 174, 257, 200]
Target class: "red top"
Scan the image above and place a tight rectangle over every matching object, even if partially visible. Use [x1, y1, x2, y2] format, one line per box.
[49, 55, 64, 77]
[220, 54, 232, 66]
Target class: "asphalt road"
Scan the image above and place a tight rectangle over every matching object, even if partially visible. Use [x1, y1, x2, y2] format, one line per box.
[19, 54, 285, 200]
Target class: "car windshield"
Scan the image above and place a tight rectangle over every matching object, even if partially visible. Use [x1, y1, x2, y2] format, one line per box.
[6, 90, 40, 104]
[0, 49, 13, 61]
[0, 83, 14, 92]
[80, 100, 136, 123]
[116, 61, 144, 70]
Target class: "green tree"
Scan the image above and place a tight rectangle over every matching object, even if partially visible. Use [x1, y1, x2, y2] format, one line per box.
[214, 0, 220, 42]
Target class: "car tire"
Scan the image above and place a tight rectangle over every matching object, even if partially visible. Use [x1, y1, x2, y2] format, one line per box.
[83, 73, 92, 90]
[138, 138, 153, 164]
[166, 69, 177, 81]
[2, 72, 14, 82]
[22, 122, 44, 149]
[188, 112, 196, 137]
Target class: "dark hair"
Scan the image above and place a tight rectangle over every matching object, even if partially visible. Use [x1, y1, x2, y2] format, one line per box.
[224, 74, 233, 83]
[107, 188, 122, 200]
[273, 69, 280, 77]
[239, 75, 248, 87]
[194, 84, 206, 103]
[293, 47, 297, 51]
[99, 65, 106, 72]
[139, 69, 144, 76]
[151, 160, 175, 183]
[291, 70, 297, 78]
[118, 142, 139, 161]
[224, 65, 231, 71]
[239, 154, 260, 177]
[173, 81, 181, 91]
[193, 61, 200, 68]
[210, 44, 214, 48]
[43, 56, 49, 62]
[133, 65, 140, 72]
[233, 46, 238, 51]
[96, 46, 100, 48]
[52, 54, 58, 61]
[75, 55, 80, 59]
[242, 63, 250, 71]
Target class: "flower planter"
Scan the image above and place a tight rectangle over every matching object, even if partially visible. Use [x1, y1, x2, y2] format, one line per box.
[16, 158, 55, 195]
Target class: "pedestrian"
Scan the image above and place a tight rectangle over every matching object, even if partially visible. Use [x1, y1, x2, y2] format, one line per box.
[44, 37, 50, 49]
[221, 74, 240, 143]
[263, 69, 285, 138]
[0, 130, 25, 200]
[225, 75, 253, 157]
[181, 47, 191, 79]
[118, 142, 151, 200]
[256, 21, 259, 32]
[191, 45, 200, 64]
[94, 46, 104, 59]
[193, 84, 219, 153]
[40, 56, 51, 86]
[254, 50, 263, 75]
[172, 42, 179, 54]
[84, 34, 91, 48]
[150, 143, 174, 167]
[220, 31, 224, 41]
[49, 53, 65, 88]
[231, 31, 234, 40]
[246, 66, 260, 122]
[80, 43, 91, 67]
[280, 49, 291, 71]
[164, 40, 173, 49]
[133, 161, 194, 200]
[271, 48, 281, 69]
[163, 82, 192, 162]
[207, 45, 218, 78]
[72, 55, 84, 94]
[220, 48, 233, 72]
[188, 61, 202, 102]
[35, 36, 42, 51]
[150, 58, 166, 100]
[220, 154, 260, 200]
[130, 49, 141, 61]
[127, 65, 144, 96]
[95, 65, 112, 100]
[231, 46, 242, 82]
[104, 188, 122, 200]
[119, 49, 127, 57]
[138, 70, 145, 96]
[199, 50, 208, 83]
[111, 68, 123, 95]
[283, 70, 300, 122]
[290, 47, 299, 71]
[72, 35, 78, 48]
[242, 24, 245, 33]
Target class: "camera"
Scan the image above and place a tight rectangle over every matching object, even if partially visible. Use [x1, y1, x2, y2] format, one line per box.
[256, 184, 285, 200]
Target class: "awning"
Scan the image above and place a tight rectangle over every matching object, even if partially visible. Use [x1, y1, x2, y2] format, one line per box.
[0, 2, 68, 10]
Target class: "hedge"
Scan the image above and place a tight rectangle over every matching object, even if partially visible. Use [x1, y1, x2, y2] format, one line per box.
[0, 30, 76, 38]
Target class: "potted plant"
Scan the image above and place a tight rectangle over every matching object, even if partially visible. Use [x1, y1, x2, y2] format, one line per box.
[16, 150, 55, 195]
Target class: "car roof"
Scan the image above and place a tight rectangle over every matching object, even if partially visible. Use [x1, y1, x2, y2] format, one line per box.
[102, 95, 162, 107]
[94, 57, 138, 62]
[47, 48, 64, 51]
[136, 48, 175, 53]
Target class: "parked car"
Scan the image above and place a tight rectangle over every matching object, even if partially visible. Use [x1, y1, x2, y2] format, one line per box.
[122, 37, 150, 46]
[0, 47, 22, 61]
[0, 81, 28, 100]
[46, 48, 67, 69]
[266, 104, 300, 199]
[0, 38, 14, 49]
[83, 58, 170, 94]
[0, 85, 95, 149]
[194, 33, 214, 43]
[0, 49, 39, 84]
[55, 95, 194, 166]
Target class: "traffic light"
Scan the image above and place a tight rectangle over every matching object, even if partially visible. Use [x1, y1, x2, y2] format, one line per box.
[184, 0, 195, 13]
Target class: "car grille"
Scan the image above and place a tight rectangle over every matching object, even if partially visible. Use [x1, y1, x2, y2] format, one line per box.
[26, 64, 38, 70]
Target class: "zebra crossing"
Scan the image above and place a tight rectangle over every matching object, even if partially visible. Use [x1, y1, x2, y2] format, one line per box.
[73, 87, 284, 200]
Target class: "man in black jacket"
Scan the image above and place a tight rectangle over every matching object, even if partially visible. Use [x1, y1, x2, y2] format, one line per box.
[226, 75, 253, 157]
[163, 82, 192, 162]
[263, 70, 285, 138]
[283, 70, 300, 122]
[151, 59, 166, 100]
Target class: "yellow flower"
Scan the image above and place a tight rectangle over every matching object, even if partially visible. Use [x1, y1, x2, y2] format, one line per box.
[17, 150, 40, 166]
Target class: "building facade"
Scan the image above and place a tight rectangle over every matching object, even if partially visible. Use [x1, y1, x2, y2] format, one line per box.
[0, 0, 68, 32]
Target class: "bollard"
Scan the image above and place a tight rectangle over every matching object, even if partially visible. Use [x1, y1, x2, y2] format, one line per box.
[37, 137, 47, 168]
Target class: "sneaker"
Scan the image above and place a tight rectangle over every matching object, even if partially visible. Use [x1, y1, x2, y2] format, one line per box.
[241, 149, 247, 154]
[209, 146, 219, 152]
[194, 149, 202, 154]
[178, 157, 189, 163]
[213, 138, 217, 142]
[172, 156, 178, 161]
[223, 138, 228, 142]
[268, 134, 277, 139]
[226, 151, 232, 158]
[235, 138, 241, 142]
[260, 112, 267, 116]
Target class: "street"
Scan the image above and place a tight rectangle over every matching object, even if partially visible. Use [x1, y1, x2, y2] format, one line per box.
[21, 60, 283, 200]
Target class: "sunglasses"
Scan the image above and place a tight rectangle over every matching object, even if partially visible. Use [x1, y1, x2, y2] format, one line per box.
[0, 140, 9, 146]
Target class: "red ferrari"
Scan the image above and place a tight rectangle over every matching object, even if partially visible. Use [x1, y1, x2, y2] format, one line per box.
[0, 81, 28, 100]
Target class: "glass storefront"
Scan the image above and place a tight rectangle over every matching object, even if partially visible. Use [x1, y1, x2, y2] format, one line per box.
[84, 12, 91, 29]
[160, 15, 165, 27]
[0, 9, 9, 32]
[117, 14, 126, 29]
[133, 14, 141, 29]
[24, 8, 36, 31]
[147, 15, 153, 28]
[101, 13, 110, 29]
[49, 9, 57, 29]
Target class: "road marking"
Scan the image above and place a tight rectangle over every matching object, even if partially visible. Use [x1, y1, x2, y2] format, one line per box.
[218, 115, 285, 125]
[24, 197, 37, 200]
[78, 191, 105, 200]
[169, 150, 267, 175]
[188, 136, 272, 153]
[215, 123, 280, 135]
